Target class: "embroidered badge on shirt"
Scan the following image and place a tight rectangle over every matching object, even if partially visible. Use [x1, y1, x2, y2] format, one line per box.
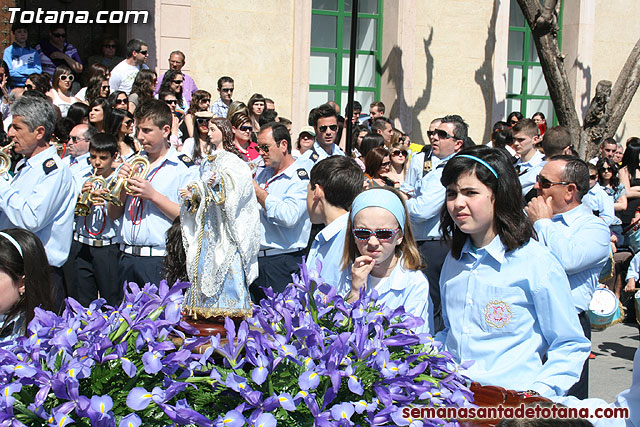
[297, 168, 309, 180]
[178, 154, 195, 167]
[484, 300, 513, 328]
[43, 159, 58, 175]
[311, 151, 319, 161]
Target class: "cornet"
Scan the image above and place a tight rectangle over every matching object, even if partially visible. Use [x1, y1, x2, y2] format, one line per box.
[103, 154, 150, 207]
[0, 142, 15, 176]
[75, 171, 108, 216]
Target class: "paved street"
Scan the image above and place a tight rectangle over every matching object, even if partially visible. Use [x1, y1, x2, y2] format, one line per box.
[589, 319, 639, 402]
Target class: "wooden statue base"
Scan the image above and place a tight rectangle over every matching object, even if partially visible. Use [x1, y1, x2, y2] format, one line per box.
[180, 315, 244, 339]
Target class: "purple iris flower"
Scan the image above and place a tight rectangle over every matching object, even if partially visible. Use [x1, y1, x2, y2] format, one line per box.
[118, 413, 141, 427]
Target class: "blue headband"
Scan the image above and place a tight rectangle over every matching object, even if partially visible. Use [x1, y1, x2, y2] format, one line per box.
[350, 189, 406, 232]
[456, 154, 498, 179]
[0, 232, 23, 258]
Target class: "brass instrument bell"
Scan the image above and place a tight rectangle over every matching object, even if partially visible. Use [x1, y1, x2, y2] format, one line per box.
[103, 154, 150, 207]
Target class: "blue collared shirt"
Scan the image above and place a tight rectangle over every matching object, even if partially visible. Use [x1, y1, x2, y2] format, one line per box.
[74, 172, 120, 241]
[210, 98, 229, 118]
[337, 257, 433, 335]
[435, 236, 590, 397]
[533, 204, 611, 313]
[297, 141, 345, 173]
[63, 152, 93, 194]
[0, 146, 75, 267]
[516, 150, 545, 196]
[582, 183, 615, 226]
[626, 252, 640, 282]
[255, 161, 311, 251]
[405, 153, 453, 240]
[119, 146, 198, 249]
[3, 43, 42, 87]
[306, 212, 349, 288]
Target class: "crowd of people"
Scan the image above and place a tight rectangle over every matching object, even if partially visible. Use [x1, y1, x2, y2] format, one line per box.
[0, 23, 638, 422]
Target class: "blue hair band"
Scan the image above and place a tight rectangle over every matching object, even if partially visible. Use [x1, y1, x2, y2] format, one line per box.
[456, 154, 498, 179]
[350, 188, 406, 232]
[0, 232, 23, 258]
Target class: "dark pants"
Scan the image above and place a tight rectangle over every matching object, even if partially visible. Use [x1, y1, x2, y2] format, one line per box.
[568, 310, 591, 399]
[118, 252, 165, 290]
[417, 239, 450, 333]
[250, 250, 304, 303]
[61, 241, 81, 301]
[50, 266, 66, 314]
[73, 241, 121, 307]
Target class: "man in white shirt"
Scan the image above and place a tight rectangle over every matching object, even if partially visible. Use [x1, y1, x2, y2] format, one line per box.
[109, 39, 149, 94]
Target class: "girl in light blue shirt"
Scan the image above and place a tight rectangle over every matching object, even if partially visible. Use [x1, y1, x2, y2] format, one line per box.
[436, 146, 589, 397]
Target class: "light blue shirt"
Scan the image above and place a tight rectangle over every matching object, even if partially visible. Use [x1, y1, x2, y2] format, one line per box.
[435, 236, 590, 397]
[63, 152, 93, 194]
[626, 252, 640, 282]
[74, 172, 120, 241]
[337, 257, 433, 335]
[401, 151, 425, 194]
[0, 146, 75, 267]
[582, 183, 615, 226]
[533, 204, 611, 313]
[255, 160, 311, 252]
[405, 154, 453, 240]
[119, 146, 198, 250]
[306, 212, 349, 288]
[516, 150, 545, 196]
[210, 98, 229, 118]
[297, 141, 345, 173]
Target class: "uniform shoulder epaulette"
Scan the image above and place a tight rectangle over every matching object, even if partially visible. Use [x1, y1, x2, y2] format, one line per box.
[178, 154, 195, 167]
[296, 168, 309, 180]
[43, 158, 58, 175]
[310, 149, 320, 162]
[86, 157, 91, 165]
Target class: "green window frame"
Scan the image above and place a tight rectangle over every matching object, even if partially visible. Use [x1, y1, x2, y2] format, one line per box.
[506, 0, 563, 124]
[309, 0, 383, 111]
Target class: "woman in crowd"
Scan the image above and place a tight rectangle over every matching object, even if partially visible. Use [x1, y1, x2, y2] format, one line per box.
[159, 69, 187, 118]
[386, 141, 408, 188]
[436, 145, 589, 397]
[247, 93, 266, 133]
[25, 72, 52, 98]
[75, 63, 109, 103]
[292, 126, 315, 159]
[84, 74, 110, 106]
[618, 138, 640, 236]
[532, 111, 547, 134]
[226, 100, 248, 120]
[231, 112, 260, 162]
[597, 157, 627, 240]
[364, 146, 394, 188]
[507, 111, 523, 127]
[338, 187, 432, 334]
[88, 97, 111, 133]
[181, 90, 211, 140]
[128, 69, 156, 113]
[0, 228, 53, 340]
[182, 112, 213, 165]
[359, 133, 385, 159]
[51, 65, 79, 117]
[107, 90, 128, 111]
[66, 102, 89, 126]
[106, 107, 137, 162]
[159, 90, 183, 149]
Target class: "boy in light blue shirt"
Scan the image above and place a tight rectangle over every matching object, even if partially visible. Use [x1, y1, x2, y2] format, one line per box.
[306, 155, 364, 287]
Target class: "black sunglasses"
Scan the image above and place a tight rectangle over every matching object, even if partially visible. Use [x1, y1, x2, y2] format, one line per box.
[115, 98, 128, 105]
[536, 174, 572, 189]
[318, 124, 338, 133]
[239, 125, 253, 132]
[352, 228, 399, 241]
[427, 129, 456, 140]
[52, 32, 66, 38]
[221, 88, 234, 93]
[172, 79, 184, 84]
[589, 174, 598, 180]
[164, 99, 177, 105]
[257, 144, 271, 152]
[392, 150, 408, 157]
[104, 44, 116, 48]
[138, 50, 148, 55]
[196, 117, 210, 126]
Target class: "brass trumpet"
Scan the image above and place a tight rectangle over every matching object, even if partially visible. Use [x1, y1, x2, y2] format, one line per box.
[75, 172, 108, 216]
[0, 142, 15, 176]
[103, 154, 150, 207]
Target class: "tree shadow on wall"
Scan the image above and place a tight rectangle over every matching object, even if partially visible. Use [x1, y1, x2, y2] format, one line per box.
[382, 28, 434, 144]
[475, 0, 500, 142]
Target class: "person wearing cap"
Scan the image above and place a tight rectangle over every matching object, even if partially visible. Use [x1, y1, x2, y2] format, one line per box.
[336, 187, 433, 335]
[181, 111, 214, 165]
[292, 126, 315, 159]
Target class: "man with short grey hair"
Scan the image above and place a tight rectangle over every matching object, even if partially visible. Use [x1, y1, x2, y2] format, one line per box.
[0, 95, 76, 312]
[64, 124, 98, 192]
[154, 50, 198, 104]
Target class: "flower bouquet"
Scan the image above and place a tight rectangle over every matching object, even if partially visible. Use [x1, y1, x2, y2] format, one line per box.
[0, 263, 473, 426]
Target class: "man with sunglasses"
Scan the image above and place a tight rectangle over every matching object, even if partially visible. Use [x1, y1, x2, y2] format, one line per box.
[211, 76, 234, 118]
[525, 155, 610, 400]
[401, 117, 441, 195]
[63, 124, 99, 193]
[154, 51, 197, 105]
[35, 24, 83, 82]
[109, 39, 149, 95]
[404, 114, 467, 332]
[3, 22, 41, 88]
[250, 122, 311, 303]
[297, 103, 345, 173]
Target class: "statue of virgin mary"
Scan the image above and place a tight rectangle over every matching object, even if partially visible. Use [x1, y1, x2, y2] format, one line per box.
[179, 150, 260, 319]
